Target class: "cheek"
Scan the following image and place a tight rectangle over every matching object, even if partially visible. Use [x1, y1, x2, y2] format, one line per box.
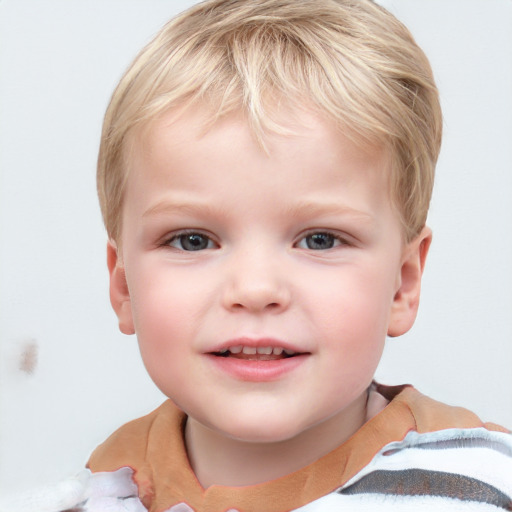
[318, 301, 387, 397]
[129, 259, 203, 325]
[126, 260, 218, 365]
[133, 297, 182, 381]
[316, 266, 396, 335]
[313, 266, 396, 376]
[127, 265, 191, 360]
[132, 287, 196, 401]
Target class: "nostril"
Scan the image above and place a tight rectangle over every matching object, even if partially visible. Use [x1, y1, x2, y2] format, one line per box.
[223, 282, 291, 312]
[233, 302, 279, 309]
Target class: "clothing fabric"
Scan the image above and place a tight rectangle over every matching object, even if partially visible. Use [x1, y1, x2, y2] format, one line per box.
[2, 385, 511, 512]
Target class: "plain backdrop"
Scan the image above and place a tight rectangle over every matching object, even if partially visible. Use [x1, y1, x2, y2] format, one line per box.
[0, 0, 511, 495]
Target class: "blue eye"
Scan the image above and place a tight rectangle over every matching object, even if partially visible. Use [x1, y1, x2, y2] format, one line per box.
[168, 232, 215, 251]
[297, 232, 342, 250]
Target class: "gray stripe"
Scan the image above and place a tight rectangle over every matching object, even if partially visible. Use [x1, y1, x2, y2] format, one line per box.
[339, 469, 512, 510]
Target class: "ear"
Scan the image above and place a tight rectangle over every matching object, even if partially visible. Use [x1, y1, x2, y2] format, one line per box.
[107, 241, 135, 335]
[387, 226, 432, 337]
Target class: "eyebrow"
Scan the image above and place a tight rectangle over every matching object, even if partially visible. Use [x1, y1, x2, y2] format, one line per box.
[143, 199, 376, 224]
[142, 200, 225, 219]
[283, 201, 376, 224]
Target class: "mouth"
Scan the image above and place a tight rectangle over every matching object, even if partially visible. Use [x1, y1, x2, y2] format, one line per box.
[212, 345, 301, 361]
[208, 339, 309, 380]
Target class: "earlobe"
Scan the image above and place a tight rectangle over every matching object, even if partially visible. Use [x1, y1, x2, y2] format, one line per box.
[107, 241, 135, 335]
[387, 226, 432, 337]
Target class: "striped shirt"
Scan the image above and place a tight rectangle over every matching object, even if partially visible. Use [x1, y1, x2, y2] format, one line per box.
[2, 385, 511, 512]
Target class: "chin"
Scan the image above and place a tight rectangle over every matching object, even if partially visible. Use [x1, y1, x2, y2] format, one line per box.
[219, 418, 307, 444]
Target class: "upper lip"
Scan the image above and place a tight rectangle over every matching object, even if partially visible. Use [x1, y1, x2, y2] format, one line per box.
[209, 337, 308, 355]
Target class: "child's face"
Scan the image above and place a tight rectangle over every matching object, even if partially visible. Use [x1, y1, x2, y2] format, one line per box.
[109, 106, 427, 444]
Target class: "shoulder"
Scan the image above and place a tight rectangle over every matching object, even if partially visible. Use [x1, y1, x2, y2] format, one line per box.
[376, 383, 510, 434]
[306, 382, 512, 512]
[88, 400, 184, 474]
[294, 427, 512, 512]
[307, 384, 512, 511]
[0, 468, 146, 512]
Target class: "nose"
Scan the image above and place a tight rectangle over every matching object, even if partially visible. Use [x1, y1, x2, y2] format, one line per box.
[221, 251, 291, 313]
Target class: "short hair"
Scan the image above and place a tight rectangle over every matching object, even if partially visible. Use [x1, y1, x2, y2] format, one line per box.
[97, 0, 442, 243]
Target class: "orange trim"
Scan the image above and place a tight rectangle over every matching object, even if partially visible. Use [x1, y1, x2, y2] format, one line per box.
[87, 384, 499, 512]
[483, 422, 511, 434]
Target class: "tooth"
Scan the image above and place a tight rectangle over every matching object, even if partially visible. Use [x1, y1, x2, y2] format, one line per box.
[283, 348, 295, 355]
[257, 346, 272, 355]
[272, 347, 283, 355]
[242, 346, 257, 355]
[230, 346, 243, 354]
[219, 348, 228, 354]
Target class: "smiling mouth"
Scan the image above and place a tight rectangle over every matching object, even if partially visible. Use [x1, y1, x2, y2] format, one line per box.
[213, 346, 300, 361]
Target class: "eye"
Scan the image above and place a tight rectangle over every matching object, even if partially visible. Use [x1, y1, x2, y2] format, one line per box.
[167, 232, 216, 251]
[296, 231, 345, 250]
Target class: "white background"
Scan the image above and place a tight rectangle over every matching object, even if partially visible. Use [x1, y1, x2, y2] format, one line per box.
[0, 0, 511, 495]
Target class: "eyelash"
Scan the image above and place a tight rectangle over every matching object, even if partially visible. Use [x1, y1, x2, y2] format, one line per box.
[294, 230, 350, 251]
[164, 230, 218, 251]
[163, 229, 350, 252]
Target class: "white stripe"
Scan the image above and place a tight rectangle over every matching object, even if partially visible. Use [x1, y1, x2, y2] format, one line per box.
[342, 428, 512, 494]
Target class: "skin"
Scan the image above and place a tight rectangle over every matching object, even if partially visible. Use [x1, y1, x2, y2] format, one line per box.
[108, 106, 431, 488]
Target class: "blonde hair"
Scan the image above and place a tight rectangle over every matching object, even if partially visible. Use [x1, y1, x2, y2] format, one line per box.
[97, 0, 442, 242]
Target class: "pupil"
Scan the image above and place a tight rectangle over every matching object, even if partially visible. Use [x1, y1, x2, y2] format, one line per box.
[182, 234, 207, 251]
[308, 233, 334, 250]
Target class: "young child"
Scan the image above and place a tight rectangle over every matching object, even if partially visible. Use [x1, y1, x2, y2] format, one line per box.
[5, 0, 511, 511]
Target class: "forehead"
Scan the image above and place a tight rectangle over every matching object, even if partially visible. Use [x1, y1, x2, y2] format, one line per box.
[131, 103, 389, 178]
[123, 105, 396, 228]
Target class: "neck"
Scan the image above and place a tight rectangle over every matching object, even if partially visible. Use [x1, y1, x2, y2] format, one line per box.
[184, 391, 369, 488]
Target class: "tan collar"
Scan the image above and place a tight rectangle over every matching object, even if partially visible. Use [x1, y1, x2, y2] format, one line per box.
[87, 384, 486, 512]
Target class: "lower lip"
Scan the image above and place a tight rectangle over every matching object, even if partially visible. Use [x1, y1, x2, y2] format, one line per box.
[206, 354, 308, 382]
